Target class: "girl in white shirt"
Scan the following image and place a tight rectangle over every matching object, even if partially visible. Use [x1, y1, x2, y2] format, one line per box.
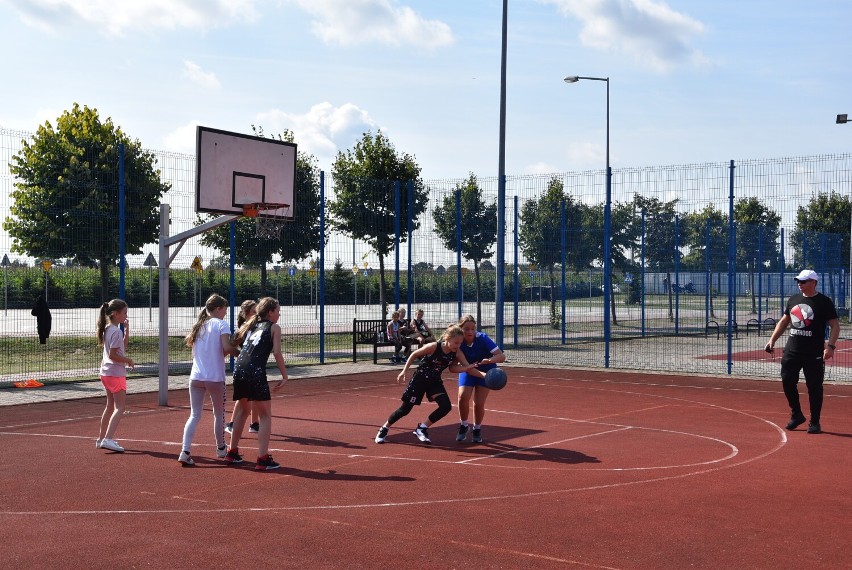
[96, 299, 134, 453]
[178, 294, 239, 466]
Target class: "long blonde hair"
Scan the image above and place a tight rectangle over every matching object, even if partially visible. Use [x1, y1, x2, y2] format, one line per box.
[185, 294, 228, 347]
[96, 299, 128, 346]
[233, 297, 279, 346]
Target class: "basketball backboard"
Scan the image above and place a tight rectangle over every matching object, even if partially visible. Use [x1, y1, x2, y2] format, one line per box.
[195, 126, 296, 219]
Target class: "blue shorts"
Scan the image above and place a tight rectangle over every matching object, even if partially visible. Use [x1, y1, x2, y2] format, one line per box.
[459, 364, 497, 388]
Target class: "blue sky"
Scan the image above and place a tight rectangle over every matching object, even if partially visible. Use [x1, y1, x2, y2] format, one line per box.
[1, 0, 851, 181]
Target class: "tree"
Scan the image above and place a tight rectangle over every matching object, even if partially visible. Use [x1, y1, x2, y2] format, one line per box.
[519, 177, 593, 323]
[433, 173, 497, 325]
[791, 191, 851, 299]
[633, 195, 679, 320]
[199, 127, 322, 295]
[5, 103, 170, 299]
[681, 205, 729, 318]
[734, 197, 780, 313]
[329, 131, 427, 319]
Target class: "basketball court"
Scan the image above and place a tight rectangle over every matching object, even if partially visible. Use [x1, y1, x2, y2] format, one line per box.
[1, 367, 850, 568]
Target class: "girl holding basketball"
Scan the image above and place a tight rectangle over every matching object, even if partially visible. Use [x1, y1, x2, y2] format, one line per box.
[226, 297, 288, 470]
[226, 299, 259, 435]
[96, 299, 134, 453]
[178, 294, 240, 466]
[375, 325, 477, 445]
[455, 315, 506, 443]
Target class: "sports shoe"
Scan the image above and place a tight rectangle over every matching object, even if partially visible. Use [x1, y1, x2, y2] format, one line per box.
[472, 428, 483, 443]
[100, 438, 125, 452]
[96, 438, 103, 449]
[456, 424, 469, 442]
[807, 422, 822, 434]
[249, 422, 260, 433]
[375, 426, 389, 444]
[255, 454, 280, 470]
[225, 422, 234, 434]
[216, 445, 228, 458]
[413, 425, 431, 444]
[224, 448, 243, 464]
[178, 451, 195, 466]
[785, 413, 807, 430]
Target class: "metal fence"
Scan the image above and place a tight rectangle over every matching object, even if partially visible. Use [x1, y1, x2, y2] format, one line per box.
[1, 126, 850, 385]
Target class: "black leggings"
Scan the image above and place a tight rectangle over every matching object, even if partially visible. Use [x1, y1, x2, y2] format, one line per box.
[781, 353, 824, 421]
[387, 394, 452, 426]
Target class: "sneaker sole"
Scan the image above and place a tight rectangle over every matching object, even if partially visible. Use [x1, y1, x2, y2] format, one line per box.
[785, 418, 807, 430]
[413, 431, 431, 444]
[255, 464, 280, 470]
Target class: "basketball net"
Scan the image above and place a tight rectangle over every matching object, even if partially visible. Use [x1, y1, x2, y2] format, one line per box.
[242, 203, 290, 240]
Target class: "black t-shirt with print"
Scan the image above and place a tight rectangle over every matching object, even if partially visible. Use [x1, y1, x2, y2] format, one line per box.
[783, 292, 837, 357]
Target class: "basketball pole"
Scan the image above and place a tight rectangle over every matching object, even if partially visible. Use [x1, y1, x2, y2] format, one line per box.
[157, 203, 239, 406]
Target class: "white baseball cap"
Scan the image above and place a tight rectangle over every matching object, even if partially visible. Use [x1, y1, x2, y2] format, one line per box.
[794, 269, 818, 282]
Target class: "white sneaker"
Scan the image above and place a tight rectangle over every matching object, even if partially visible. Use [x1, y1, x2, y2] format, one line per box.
[375, 426, 389, 444]
[216, 445, 228, 458]
[413, 425, 431, 444]
[100, 439, 125, 452]
[96, 439, 103, 449]
[178, 451, 195, 466]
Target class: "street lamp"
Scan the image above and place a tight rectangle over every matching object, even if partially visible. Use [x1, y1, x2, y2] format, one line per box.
[565, 75, 611, 367]
[838, 113, 851, 317]
[837, 114, 848, 124]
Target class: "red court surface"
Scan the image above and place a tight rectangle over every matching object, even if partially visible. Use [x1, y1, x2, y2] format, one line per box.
[700, 339, 852, 368]
[1, 368, 850, 569]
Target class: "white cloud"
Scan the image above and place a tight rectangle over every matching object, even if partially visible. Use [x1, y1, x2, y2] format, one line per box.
[5, 0, 260, 36]
[162, 120, 202, 154]
[541, 0, 707, 73]
[182, 61, 221, 89]
[291, 0, 454, 48]
[255, 102, 380, 168]
[523, 161, 561, 175]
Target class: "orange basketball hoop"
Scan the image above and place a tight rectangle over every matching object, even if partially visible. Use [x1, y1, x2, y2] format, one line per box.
[241, 202, 290, 239]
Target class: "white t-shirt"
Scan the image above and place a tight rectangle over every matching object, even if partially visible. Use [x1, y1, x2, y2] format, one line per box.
[189, 317, 231, 382]
[100, 324, 127, 377]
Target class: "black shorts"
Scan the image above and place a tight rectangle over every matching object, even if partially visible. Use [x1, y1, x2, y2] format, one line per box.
[401, 371, 448, 406]
[232, 363, 271, 401]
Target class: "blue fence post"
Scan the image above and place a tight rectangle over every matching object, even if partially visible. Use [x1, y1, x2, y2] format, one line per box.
[407, 180, 413, 315]
[780, 228, 786, 314]
[319, 171, 326, 364]
[705, 217, 711, 325]
[674, 215, 680, 336]
[394, 181, 401, 312]
[641, 209, 646, 337]
[228, 220, 236, 370]
[118, 143, 126, 299]
[560, 199, 567, 344]
[455, 189, 463, 319]
[604, 166, 612, 368]
[727, 160, 736, 375]
[513, 195, 519, 348]
[757, 226, 763, 322]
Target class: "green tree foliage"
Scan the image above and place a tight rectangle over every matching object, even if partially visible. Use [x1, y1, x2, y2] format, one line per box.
[432, 173, 497, 324]
[5, 103, 169, 298]
[633, 195, 679, 320]
[519, 177, 593, 319]
[199, 128, 322, 296]
[329, 131, 427, 319]
[791, 192, 851, 297]
[734, 197, 780, 313]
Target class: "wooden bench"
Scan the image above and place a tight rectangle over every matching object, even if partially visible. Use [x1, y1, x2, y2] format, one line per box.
[352, 319, 397, 364]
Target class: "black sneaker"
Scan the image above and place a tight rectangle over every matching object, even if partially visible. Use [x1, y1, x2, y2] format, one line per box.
[255, 454, 280, 470]
[413, 425, 431, 444]
[224, 449, 243, 464]
[375, 426, 389, 444]
[785, 413, 807, 430]
[472, 428, 483, 443]
[807, 422, 821, 434]
[456, 424, 469, 442]
[249, 422, 260, 433]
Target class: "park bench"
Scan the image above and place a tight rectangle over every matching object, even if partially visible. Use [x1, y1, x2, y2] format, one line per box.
[352, 319, 397, 364]
[746, 317, 776, 336]
[706, 319, 739, 340]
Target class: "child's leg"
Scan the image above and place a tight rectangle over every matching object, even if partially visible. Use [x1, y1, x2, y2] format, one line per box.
[383, 401, 415, 428]
[472, 385, 491, 426]
[104, 390, 126, 440]
[229, 398, 249, 450]
[457, 386, 474, 424]
[254, 400, 273, 457]
[180, 380, 207, 452]
[425, 393, 452, 426]
[208, 382, 227, 449]
[99, 391, 115, 440]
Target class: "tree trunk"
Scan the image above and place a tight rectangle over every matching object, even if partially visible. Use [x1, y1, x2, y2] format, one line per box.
[261, 265, 268, 297]
[666, 271, 673, 321]
[378, 254, 388, 321]
[100, 258, 111, 301]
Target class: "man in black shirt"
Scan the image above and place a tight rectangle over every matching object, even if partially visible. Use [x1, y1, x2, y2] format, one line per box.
[766, 270, 840, 434]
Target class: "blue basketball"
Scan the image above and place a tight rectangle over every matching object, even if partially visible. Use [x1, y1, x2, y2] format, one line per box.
[484, 367, 507, 390]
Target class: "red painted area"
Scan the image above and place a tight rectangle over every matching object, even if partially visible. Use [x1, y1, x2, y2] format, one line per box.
[700, 339, 852, 367]
[1, 370, 850, 569]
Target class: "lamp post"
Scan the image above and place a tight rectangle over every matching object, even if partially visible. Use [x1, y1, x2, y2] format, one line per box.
[838, 114, 850, 318]
[565, 75, 611, 367]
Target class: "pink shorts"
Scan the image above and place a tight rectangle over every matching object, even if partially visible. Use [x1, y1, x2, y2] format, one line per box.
[100, 375, 127, 393]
